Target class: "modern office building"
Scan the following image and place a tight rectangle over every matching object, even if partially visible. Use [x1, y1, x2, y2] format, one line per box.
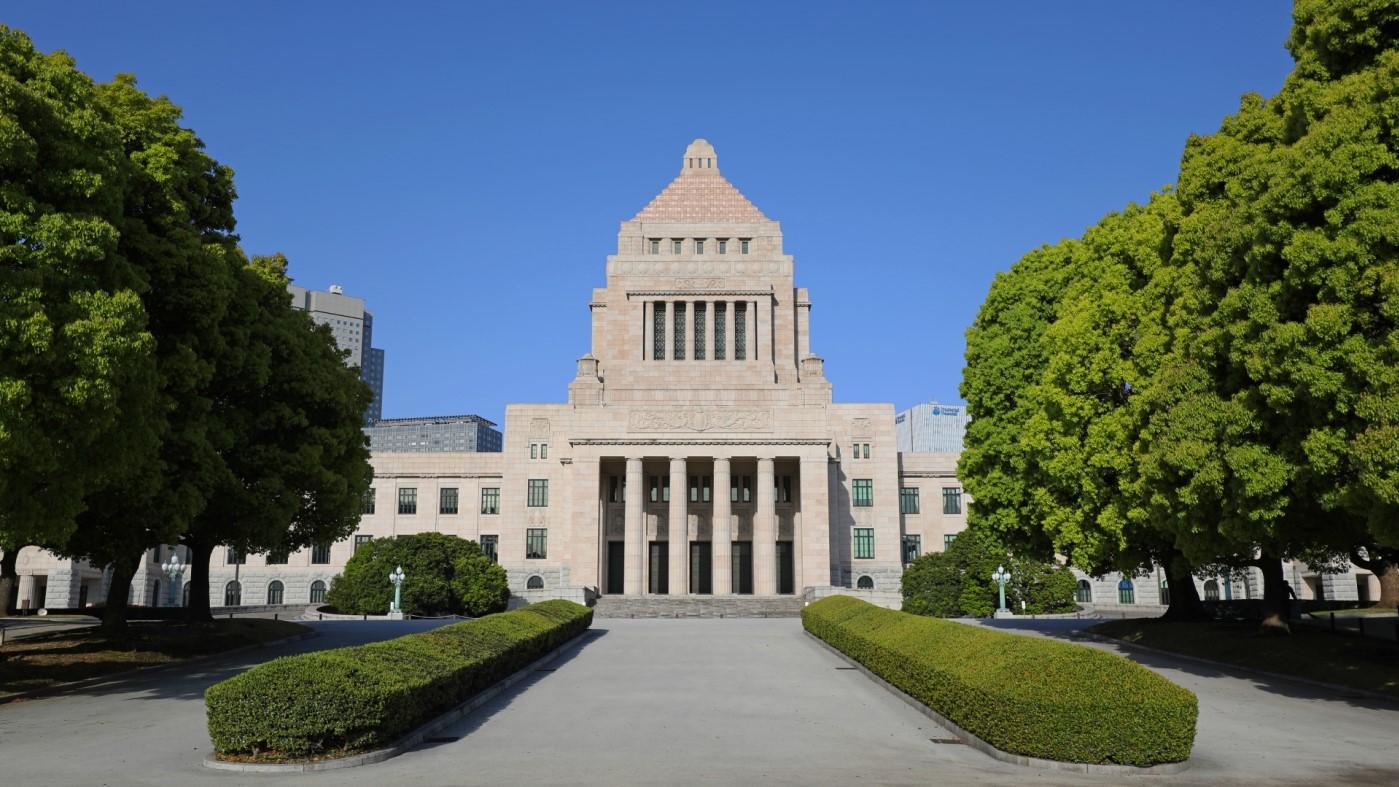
[288, 283, 385, 424]
[895, 401, 972, 454]
[364, 415, 503, 453]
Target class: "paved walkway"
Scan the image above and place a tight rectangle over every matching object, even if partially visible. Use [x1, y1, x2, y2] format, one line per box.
[1, 617, 1396, 786]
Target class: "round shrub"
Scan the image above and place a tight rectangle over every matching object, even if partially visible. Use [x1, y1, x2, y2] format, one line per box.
[326, 532, 508, 617]
[901, 527, 1078, 617]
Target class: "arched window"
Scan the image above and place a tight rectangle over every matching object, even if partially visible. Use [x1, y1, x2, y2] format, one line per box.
[1074, 579, 1092, 603]
[224, 580, 242, 607]
[856, 575, 874, 590]
[1203, 579, 1219, 601]
[1117, 578, 1135, 605]
[267, 580, 284, 605]
[309, 580, 327, 604]
[527, 575, 544, 590]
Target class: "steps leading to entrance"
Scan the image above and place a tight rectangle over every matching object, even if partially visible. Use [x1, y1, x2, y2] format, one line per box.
[592, 595, 804, 619]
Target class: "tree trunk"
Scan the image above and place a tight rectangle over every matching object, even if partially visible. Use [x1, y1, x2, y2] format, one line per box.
[0, 547, 18, 616]
[1256, 554, 1290, 635]
[1161, 551, 1208, 621]
[1378, 564, 1399, 609]
[101, 551, 142, 637]
[1348, 547, 1399, 609]
[184, 538, 215, 623]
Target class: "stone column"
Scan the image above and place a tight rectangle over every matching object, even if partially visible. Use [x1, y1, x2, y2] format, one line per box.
[668, 457, 687, 595]
[712, 457, 732, 594]
[755, 457, 776, 595]
[624, 457, 644, 595]
[799, 453, 832, 589]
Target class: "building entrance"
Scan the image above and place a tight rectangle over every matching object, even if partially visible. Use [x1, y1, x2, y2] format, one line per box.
[689, 542, 713, 594]
[606, 541, 624, 595]
[649, 542, 669, 594]
[776, 541, 795, 595]
[731, 541, 754, 594]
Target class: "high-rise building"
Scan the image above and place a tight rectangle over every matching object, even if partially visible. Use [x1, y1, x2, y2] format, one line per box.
[287, 283, 385, 424]
[363, 415, 503, 453]
[895, 401, 970, 453]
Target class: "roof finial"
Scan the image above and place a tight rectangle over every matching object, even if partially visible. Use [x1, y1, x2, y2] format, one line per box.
[682, 139, 718, 174]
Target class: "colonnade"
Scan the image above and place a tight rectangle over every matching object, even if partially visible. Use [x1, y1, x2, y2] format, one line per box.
[643, 299, 761, 362]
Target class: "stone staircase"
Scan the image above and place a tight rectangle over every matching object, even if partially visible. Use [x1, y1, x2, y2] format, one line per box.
[592, 595, 805, 619]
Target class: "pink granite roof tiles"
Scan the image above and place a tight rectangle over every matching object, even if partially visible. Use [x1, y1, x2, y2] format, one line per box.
[632, 169, 770, 224]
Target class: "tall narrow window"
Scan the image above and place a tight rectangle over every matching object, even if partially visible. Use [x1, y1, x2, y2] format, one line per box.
[942, 487, 963, 514]
[695, 239, 705, 255]
[649, 238, 660, 254]
[480, 534, 498, 563]
[673, 302, 686, 360]
[653, 302, 666, 360]
[740, 238, 750, 254]
[853, 479, 873, 507]
[526, 528, 548, 559]
[900, 487, 920, 514]
[311, 542, 331, 564]
[481, 487, 500, 514]
[361, 488, 376, 514]
[527, 479, 549, 507]
[714, 302, 726, 359]
[440, 487, 459, 515]
[399, 487, 417, 515]
[310, 580, 327, 604]
[854, 528, 875, 559]
[734, 303, 747, 360]
[902, 534, 921, 564]
[672, 239, 682, 254]
[718, 239, 728, 254]
[693, 302, 706, 359]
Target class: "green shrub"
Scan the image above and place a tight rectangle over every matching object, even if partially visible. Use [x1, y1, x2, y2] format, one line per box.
[326, 532, 508, 617]
[901, 527, 1078, 617]
[804, 596, 1196, 766]
[205, 600, 592, 758]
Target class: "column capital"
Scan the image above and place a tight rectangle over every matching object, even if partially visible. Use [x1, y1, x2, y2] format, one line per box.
[625, 457, 644, 471]
[757, 456, 775, 472]
[669, 456, 688, 465]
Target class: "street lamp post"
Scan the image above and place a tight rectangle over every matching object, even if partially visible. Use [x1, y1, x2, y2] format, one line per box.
[162, 552, 185, 607]
[388, 565, 406, 620]
[992, 565, 1012, 619]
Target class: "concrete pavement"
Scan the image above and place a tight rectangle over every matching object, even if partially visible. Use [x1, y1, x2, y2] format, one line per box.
[0, 616, 1396, 786]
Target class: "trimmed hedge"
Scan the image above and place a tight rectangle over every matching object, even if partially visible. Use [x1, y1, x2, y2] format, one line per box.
[206, 600, 592, 759]
[803, 596, 1196, 766]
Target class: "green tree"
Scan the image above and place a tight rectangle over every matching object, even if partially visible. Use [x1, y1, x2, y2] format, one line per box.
[181, 253, 372, 622]
[327, 533, 507, 617]
[901, 528, 1077, 618]
[0, 29, 160, 614]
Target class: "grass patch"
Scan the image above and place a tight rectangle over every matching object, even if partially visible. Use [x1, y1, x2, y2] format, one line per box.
[0, 618, 309, 699]
[1090, 619, 1399, 699]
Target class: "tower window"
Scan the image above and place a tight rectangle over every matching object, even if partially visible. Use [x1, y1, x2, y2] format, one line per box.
[672, 239, 682, 254]
[695, 239, 705, 255]
[673, 302, 686, 360]
[734, 303, 747, 360]
[649, 238, 660, 254]
[653, 302, 666, 360]
[718, 239, 728, 254]
[694, 302, 706, 360]
[714, 302, 726, 360]
[740, 238, 750, 254]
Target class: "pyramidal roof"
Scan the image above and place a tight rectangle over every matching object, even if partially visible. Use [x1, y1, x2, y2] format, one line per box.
[632, 139, 770, 224]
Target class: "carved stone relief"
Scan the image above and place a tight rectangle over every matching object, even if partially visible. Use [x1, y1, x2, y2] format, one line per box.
[628, 408, 773, 433]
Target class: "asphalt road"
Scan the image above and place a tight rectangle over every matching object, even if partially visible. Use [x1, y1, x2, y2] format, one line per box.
[1, 616, 1396, 786]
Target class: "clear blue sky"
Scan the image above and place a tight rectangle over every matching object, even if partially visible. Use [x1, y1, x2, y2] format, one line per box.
[7, 2, 1296, 424]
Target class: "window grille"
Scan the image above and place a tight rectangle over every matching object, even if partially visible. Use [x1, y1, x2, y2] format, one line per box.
[694, 302, 706, 359]
[481, 487, 500, 514]
[526, 528, 548, 559]
[853, 479, 873, 507]
[735, 303, 747, 360]
[715, 302, 726, 359]
[942, 487, 962, 515]
[653, 302, 666, 360]
[673, 302, 686, 359]
[900, 487, 920, 514]
[440, 487, 459, 515]
[854, 528, 874, 559]
[527, 479, 549, 507]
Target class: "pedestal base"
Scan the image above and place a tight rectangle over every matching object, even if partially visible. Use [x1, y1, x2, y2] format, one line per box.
[387, 611, 406, 620]
[993, 609, 1014, 619]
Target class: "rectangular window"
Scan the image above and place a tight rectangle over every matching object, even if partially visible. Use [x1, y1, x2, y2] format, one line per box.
[943, 487, 963, 515]
[361, 487, 376, 514]
[900, 487, 920, 514]
[354, 534, 373, 550]
[527, 479, 549, 507]
[480, 534, 498, 562]
[695, 239, 705, 255]
[266, 548, 288, 565]
[693, 302, 706, 360]
[481, 487, 500, 515]
[854, 528, 874, 559]
[649, 238, 660, 254]
[541, 442, 548, 459]
[902, 534, 921, 564]
[653, 302, 666, 360]
[734, 302, 747, 360]
[398, 487, 417, 514]
[944, 534, 957, 549]
[531, 443, 537, 459]
[714, 302, 726, 359]
[740, 238, 750, 254]
[775, 475, 793, 503]
[853, 479, 873, 507]
[852, 443, 859, 460]
[672, 239, 682, 254]
[609, 476, 622, 503]
[440, 487, 459, 515]
[673, 302, 686, 360]
[743, 475, 752, 502]
[226, 547, 245, 565]
[689, 475, 699, 503]
[863, 443, 870, 459]
[718, 239, 727, 254]
[311, 542, 331, 564]
[526, 528, 547, 559]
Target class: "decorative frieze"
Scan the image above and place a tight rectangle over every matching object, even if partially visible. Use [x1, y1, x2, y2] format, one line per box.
[627, 408, 773, 433]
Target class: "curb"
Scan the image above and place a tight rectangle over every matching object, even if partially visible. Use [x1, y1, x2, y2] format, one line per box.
[1076, 631, 1399, 706]
[0, 628, 318, 706]
[203, 628, 595, 773]
[803, 631, 1192, 776]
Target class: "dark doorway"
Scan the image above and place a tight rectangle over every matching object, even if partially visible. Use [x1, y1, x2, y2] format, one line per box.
[689, 541, 713, 594]
[606, 541, 625, 595]
[776, 541, 795, 594]
[731, 541, 753, 595]
[649, 541, 669, 594]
